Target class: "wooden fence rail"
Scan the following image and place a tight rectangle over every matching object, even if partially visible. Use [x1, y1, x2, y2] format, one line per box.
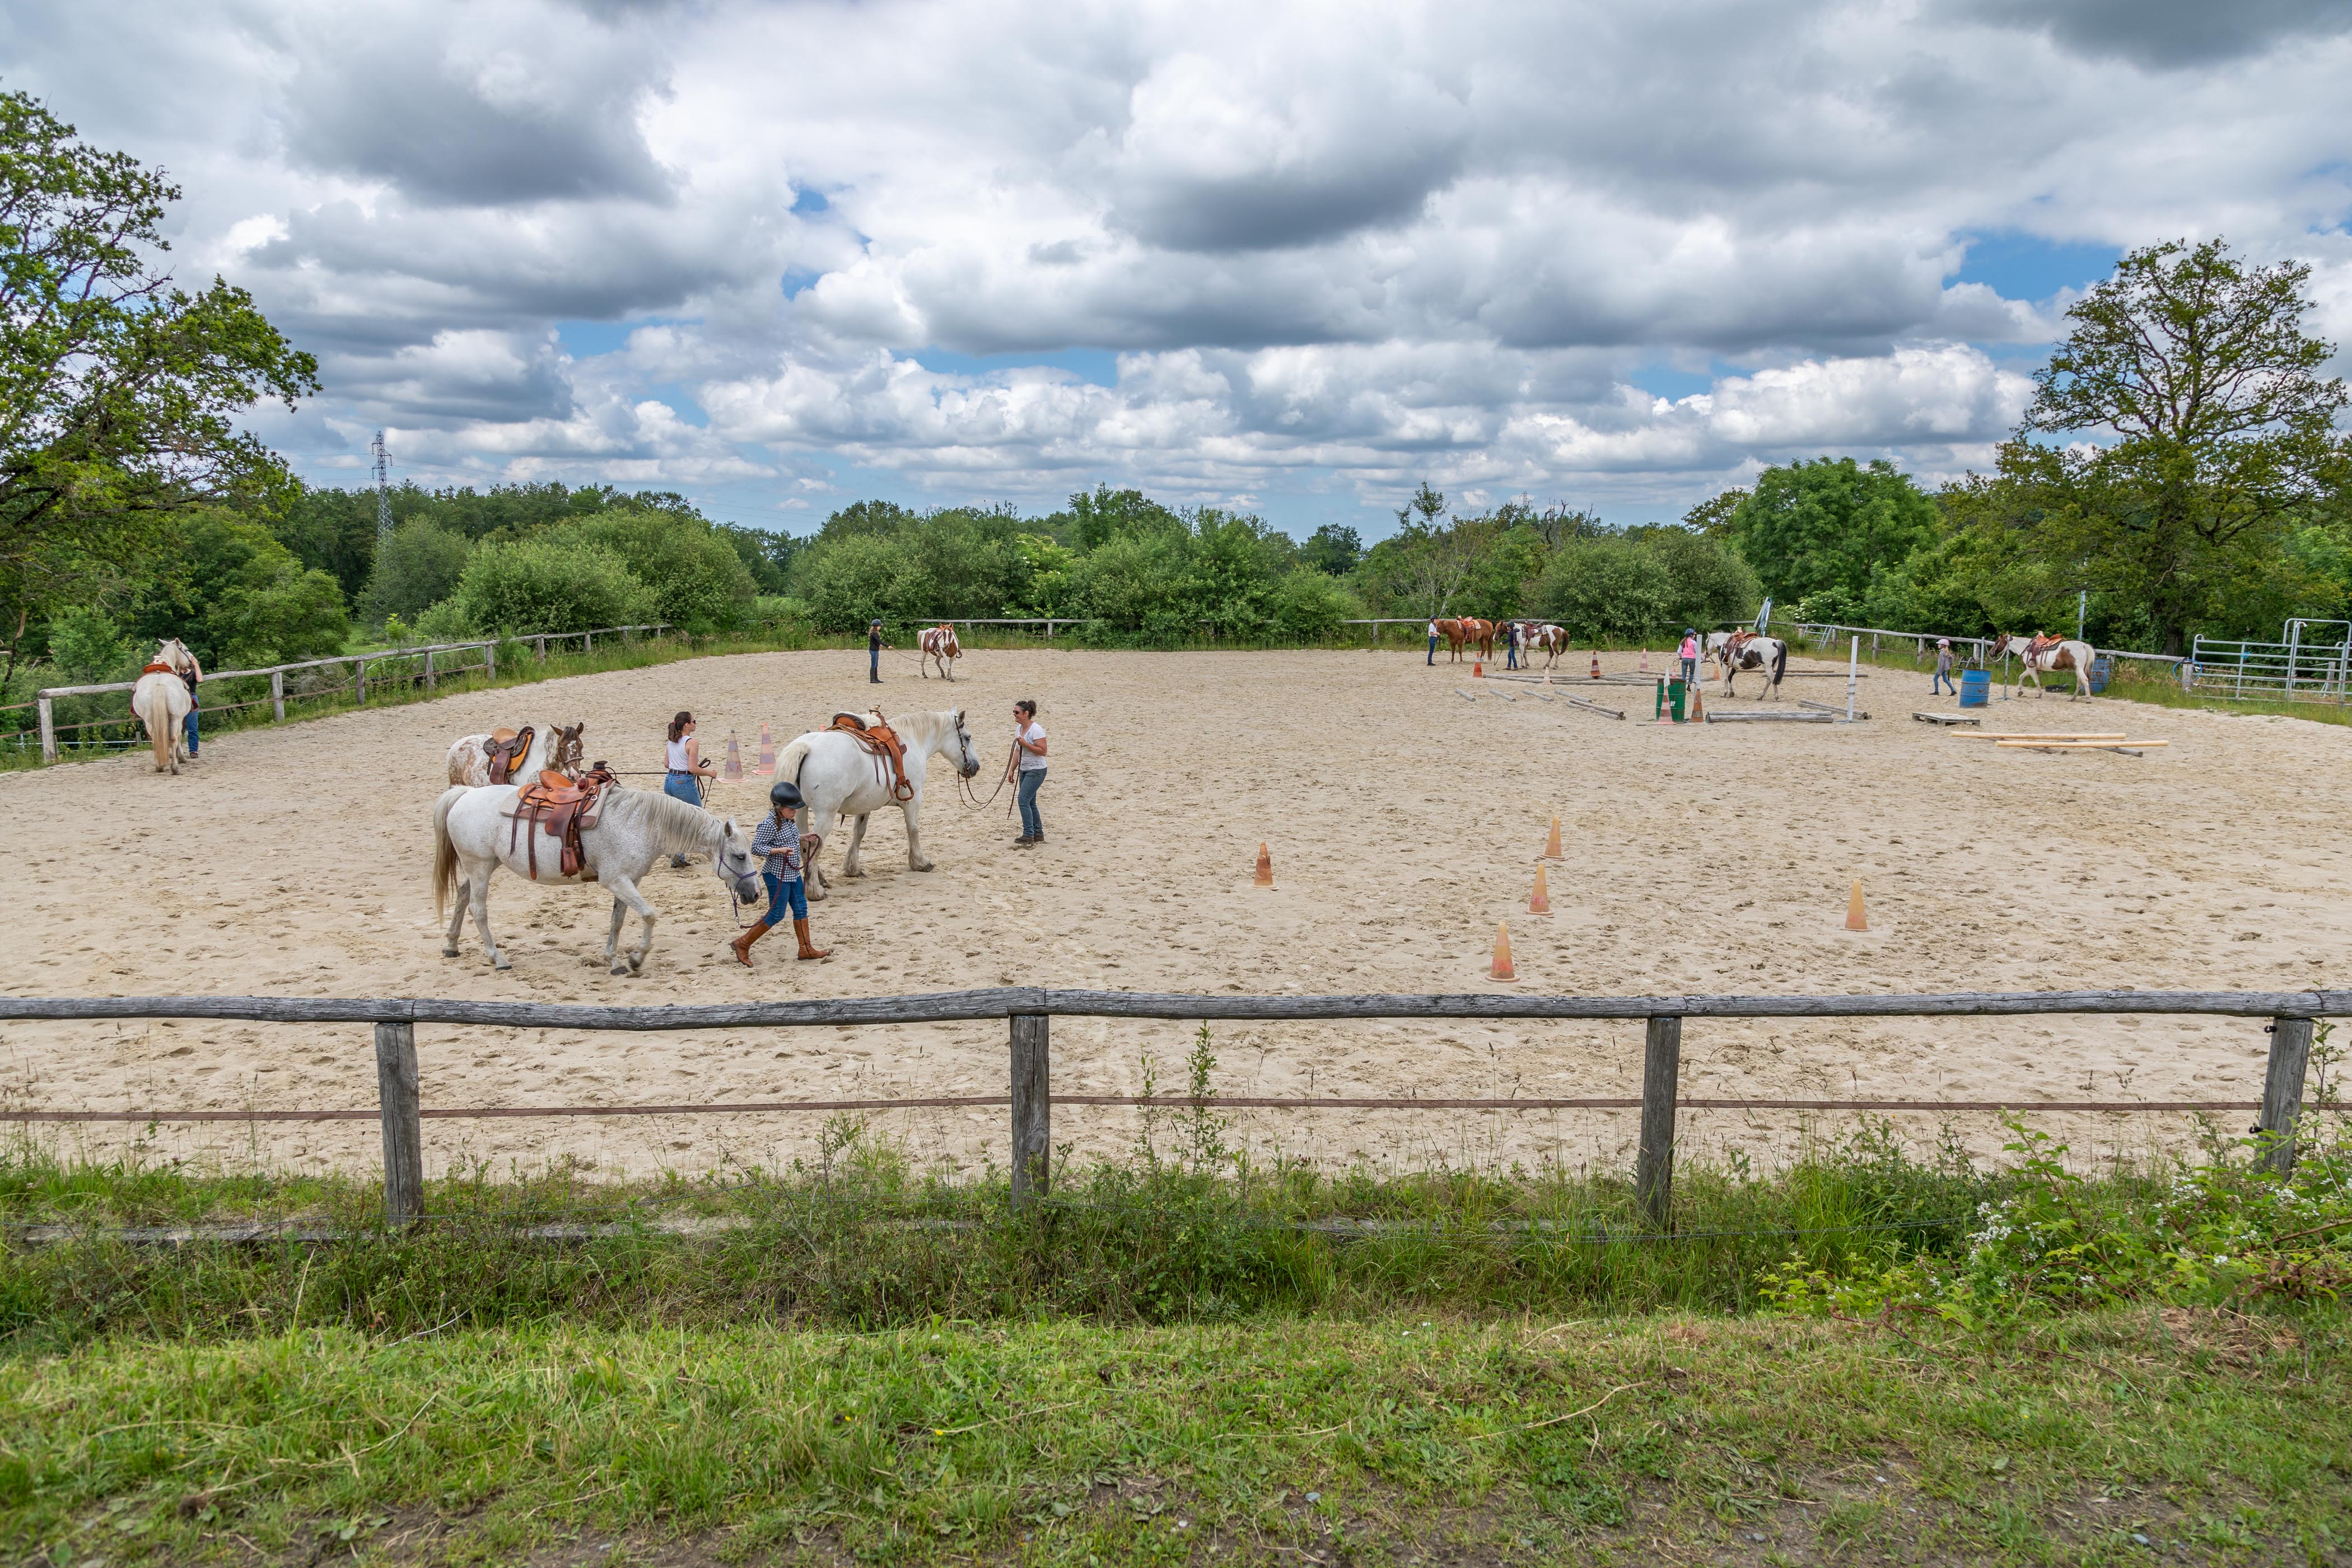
[0, 988, 2336, 1228]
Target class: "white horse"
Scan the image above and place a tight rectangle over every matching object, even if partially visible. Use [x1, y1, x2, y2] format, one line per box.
[776, 708, 981, 901]
[131, 639, 197, 774]
[431, 782, 759, 974]
[1990, 632, 2097, 699]
[447, 721, 585, 786]
[918, 624, 962, 681]
[1708, 631, 1788, 698]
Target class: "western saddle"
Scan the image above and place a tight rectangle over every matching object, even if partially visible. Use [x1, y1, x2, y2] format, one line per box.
[483, 726, 535, 786]
[829, 711, 914, 801]
[507, 764, 615, 880]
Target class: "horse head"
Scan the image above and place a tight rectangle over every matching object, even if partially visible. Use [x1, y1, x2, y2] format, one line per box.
[712, 819, 762, 904]
[951, 708, 980, 778]
[155, 638, 193, 673]
[547, 722, 586, 774]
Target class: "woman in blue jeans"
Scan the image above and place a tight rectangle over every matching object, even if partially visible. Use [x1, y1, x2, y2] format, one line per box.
[662, 710, 715, 866]
[1010, 698, 1048, 847]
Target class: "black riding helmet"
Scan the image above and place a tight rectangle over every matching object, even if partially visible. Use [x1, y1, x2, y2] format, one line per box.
[769, 779, 805, 809]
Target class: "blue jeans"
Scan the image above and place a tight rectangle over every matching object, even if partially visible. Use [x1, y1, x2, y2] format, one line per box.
[1680, 657, 1696, 683]
[869, 645, 881, 681]
[662, 771, 702, 805]
[183, 707, 199, 754]
[1426, 635, 1438, 665]
[762, 871, 807, 924]
[1506, 643, 1519, 669]
[1016, 768, 1046, 838]
[1932, 670, 1958, 695]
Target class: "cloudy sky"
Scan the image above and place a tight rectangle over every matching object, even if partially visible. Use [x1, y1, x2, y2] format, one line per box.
[7, 0, 2350, 536]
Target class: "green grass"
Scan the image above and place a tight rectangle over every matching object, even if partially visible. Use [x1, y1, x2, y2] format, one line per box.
[4, 1119, 2350, 1562]
[4, 1307, 2345, 1565]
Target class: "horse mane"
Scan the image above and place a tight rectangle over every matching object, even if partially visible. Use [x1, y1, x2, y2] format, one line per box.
[609, 786, 724, 855]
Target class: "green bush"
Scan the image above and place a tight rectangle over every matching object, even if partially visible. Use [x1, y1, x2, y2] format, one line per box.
[1537, 537, 1677, 641]
[432, 535, 657, 636]
[795, 534, 939, 632]
[562, 510, 757, 632]
[363, 519, 473, 623]
[124, 509, 349, 668]
[1270, 568, 1361, 640]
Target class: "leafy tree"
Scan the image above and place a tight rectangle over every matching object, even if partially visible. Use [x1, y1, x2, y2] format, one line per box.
[0, 92, 318, 661]
[1270, 568, 1361, 639]
[795, 532, 936, 632]
[816, 499, 920, 541]
[365, 519, 473, 623]
[1632, 526, 1762, 631]
[1536, 538, 1676, 642]
[563, 509, 757, 632]
[1299, 522, 1362, 576]
[125, 510, 348, 666]
[1985, 237, 2349, 653]
[428, 534, 655, 637]
[1069, 485, 1181, 552]
[717, 522, 801, 594]
[1723, 458, 1940, 607]
[1683, 489, 1747, 537]
[45, 604, 133, 683]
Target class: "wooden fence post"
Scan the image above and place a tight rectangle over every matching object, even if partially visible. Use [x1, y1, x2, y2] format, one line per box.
[37, 695, 55, 764]
[484, 642, 496, 682]
[374, 1021, 424, 1226]
[2258, 1016, 2314, 1175]
[270, 670, 286, 722]
[1636, 1015, 1682, 1227]
[423, 649, 435, 692]
[1010, 1011, 1051, 1210]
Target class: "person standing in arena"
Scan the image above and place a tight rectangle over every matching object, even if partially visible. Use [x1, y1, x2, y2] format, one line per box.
[1426, 618, 1440, 665]
[1678, 628, 1700, 685]
[868, 619, 889, 683]
[662, 711, 716, 866]
[1931, 638, 1958, 697]
[1009, 698, 1049, 847]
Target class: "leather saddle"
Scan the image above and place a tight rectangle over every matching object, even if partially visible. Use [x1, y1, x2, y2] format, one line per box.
[484, 726, 534, 786]
[829, 712, 914, 801]
[507, 765, 614, 880]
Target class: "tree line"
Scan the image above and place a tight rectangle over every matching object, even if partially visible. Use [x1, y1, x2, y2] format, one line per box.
[7, 83, 2346, 718]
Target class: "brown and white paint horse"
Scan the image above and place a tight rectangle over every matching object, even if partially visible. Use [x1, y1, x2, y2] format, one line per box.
[1708, 630, 1788, 699]
[1990, 632, 2097, 699]
[1435, 617, 1497, 662]
[1514, 621, 1570, 669]
[447, 722, 585, 786]
[918, 623, 961, 680]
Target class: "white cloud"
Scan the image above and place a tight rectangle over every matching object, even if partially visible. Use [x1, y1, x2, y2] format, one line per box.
[3, 0, 2347, 524]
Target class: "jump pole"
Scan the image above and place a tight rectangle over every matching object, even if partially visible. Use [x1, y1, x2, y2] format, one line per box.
[1846, 636, 1859, 721]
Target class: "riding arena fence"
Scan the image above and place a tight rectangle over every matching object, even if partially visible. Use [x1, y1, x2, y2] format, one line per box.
[0, 987, 2335, 1233]
[22, 624, 674, 764]
[2188, 621, 2352, 706]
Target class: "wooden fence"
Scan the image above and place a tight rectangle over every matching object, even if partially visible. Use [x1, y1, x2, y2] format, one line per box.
[29, 624, 673, 763]
[0, 987, 2338, 1231]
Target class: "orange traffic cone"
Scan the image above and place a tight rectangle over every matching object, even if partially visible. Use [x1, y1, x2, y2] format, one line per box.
[1528, 865, 1551, 914]
[1254, 843, 1274, 888]
[1845, 880, 1868, 931]
[1589, 651, 1600, 680]
[1639, 648, 1649, 673]
[754, 722, 775, 776]
[1490, 921, 1517, 981]
[722, 731, 744, 780]
[1542, 815, 1563, 860]
[1473, 660, 1485, 678]
[1688, 686, 1705, 722]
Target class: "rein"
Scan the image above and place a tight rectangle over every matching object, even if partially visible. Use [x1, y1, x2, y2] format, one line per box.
[956, 741, 1020, 814]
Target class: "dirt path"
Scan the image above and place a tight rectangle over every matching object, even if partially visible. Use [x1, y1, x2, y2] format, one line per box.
[2, 647, 2341, 1181]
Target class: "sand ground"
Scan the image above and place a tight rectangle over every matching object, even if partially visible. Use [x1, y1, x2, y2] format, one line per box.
[2, 646, 2345, 1183]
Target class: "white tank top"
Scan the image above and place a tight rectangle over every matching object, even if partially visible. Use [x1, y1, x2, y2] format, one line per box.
[667, 736, 692, 771]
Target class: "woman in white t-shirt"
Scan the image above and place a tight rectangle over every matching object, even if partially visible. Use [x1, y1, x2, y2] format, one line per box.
[1009, 699, 1049, 847]
[662, 710, 716, 865]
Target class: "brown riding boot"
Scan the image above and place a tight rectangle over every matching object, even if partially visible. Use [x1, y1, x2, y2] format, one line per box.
[792, 917, 833, 961]
[730, 919, 774, 967]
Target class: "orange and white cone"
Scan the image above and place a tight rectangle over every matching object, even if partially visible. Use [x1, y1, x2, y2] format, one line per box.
[1528, 865, 1551, 914]
[1490, 921, 1517, 981]
[1688, 686, 1705, 722]
[722, 731, 744, 780]
[1254, 843, 1274, 888]
[1590, 651, 1600, 680]
[1542, 815, 1563, 861]
[755, 722, 776, 776]
[1473, 659, 1484, 678]
[1845, 880, 1868, 931]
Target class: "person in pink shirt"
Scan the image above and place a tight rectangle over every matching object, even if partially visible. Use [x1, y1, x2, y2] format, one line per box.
[1678, 629, 1699, 684]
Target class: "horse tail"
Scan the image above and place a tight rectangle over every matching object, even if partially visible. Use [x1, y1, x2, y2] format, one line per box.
[777, 735, 815, 788]
[135, 682, 172, 772]
[431, 786, 465, 921]
[1771, 640, 1788, 685]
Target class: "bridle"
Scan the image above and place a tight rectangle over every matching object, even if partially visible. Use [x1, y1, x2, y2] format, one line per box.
[956, 708, 1020, 813]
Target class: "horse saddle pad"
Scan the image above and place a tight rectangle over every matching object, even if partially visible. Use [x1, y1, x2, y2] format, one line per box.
[484, 726, 534, 786]
[829, 713, 913, 800]
[507, 766, 613, 879]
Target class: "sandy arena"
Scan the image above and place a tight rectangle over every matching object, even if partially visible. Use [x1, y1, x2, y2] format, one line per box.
[2, 646, 2345, 1183]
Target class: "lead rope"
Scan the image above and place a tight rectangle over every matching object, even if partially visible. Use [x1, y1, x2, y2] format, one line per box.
[958, 743, 1020, 813]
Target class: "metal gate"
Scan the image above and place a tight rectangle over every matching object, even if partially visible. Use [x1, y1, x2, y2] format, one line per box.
[2190, 619, 2352, 704]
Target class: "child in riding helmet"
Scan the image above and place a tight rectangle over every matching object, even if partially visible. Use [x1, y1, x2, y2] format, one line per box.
[732, 779, 832, 965]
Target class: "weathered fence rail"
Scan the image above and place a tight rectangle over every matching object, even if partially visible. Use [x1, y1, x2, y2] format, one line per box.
[31, 623, 672, 763]
[0, 988, 2336, 1228]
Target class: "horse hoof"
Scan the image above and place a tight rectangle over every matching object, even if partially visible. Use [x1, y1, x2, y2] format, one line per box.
[912, 861, 934, 872]
[610, 963, 630, 976]
[442, 945, 460, 958]
[494, 959, 512, 971]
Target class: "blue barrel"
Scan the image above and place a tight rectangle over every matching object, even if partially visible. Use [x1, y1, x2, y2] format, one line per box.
[1959, 669, 1990, 707]
[2089, 656, 2111, 694]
